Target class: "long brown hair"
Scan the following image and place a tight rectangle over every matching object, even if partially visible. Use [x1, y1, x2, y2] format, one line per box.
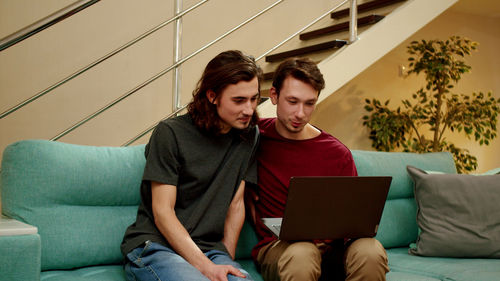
[188, 50, 263, 135]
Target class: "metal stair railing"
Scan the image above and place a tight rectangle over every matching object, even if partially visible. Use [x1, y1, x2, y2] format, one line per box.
[50, 0, 284, 142]
[123, 0, 356, 147]
[0, 0, 209, 120]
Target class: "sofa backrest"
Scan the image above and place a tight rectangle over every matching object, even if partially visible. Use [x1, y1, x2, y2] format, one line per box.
[0, 140, 459, 271]
[1, 140, 145, 270]
[351, 150, 457, 248]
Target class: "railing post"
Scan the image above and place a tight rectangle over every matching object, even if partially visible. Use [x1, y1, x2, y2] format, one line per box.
[173, 0, 183, 112]
[349, 0, 358, 44]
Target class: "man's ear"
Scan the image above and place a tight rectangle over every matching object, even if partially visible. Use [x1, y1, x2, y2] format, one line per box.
[269, 87, 278, 105]
[206, 90, 217, 104]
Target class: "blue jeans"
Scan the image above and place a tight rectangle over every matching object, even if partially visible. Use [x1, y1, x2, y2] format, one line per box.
[124, 241, 254, 281]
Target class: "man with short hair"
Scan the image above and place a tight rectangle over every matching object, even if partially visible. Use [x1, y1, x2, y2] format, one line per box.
[121, 50, 262, 281]
[249, 58, 389, 281]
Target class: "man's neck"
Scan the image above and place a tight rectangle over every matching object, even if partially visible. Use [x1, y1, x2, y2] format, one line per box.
[300, 123, 321, 140]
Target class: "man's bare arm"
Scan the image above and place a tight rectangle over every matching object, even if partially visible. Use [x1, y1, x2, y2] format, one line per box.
[222, 180, 246, 259]
[244, 183, 259, 226]
[151, 181, 245, 281]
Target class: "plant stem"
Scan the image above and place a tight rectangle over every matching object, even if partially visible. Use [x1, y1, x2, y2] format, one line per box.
[439, 122, 448, 144]
[433, 83, 444, 152]
[407, 115, 425, 149]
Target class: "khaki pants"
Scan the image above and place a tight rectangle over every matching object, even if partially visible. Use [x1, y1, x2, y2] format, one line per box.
[256, 238, 389, 281]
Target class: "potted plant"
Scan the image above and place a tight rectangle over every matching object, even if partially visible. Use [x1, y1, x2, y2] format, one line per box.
[363, 36, 500, 173]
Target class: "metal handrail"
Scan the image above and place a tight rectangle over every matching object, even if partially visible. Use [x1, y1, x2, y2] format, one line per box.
[0, 0, 100, 52]
[0, 0, 208, 120]
[123, 0, 350, 146]
[122, 105, 188, 146]
[51, 0, 284, 141]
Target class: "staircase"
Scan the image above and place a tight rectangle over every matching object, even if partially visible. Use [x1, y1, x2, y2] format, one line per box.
[258, 0, 458, 117]
[257, 0, 408, 100]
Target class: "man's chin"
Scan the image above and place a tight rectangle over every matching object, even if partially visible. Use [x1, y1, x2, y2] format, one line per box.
[233, 121, 250, 130]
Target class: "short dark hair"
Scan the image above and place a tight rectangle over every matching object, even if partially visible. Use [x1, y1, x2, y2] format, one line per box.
[188, 50, 263, 134]
[272, 57, 325, 96]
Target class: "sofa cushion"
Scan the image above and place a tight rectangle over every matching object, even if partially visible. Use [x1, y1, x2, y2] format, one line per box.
[387, 247, 500, 281]
[39, 262, 264, 281]
[351, 151, 457, 200]
[1, 140, 145, 270]
[40, 265, 125, 281]
[351, 151, 456, 248]
[407, 166, 500, 258]
[0, 234, 41, 281]
[373, 198, 417, 249]
[237, 259, 264, 281]
[386, 271, 441, 281]
[482, 167, 500, 175]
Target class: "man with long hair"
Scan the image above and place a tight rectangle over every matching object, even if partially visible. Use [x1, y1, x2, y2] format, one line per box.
[249, 58, 389, 281]
[121, 50, 262, 281]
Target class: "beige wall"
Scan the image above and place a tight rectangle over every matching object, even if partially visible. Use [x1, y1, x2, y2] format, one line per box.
[0, 0, 176, 147]
[311, 8, 500, 173]
[0, 0, 74, 38]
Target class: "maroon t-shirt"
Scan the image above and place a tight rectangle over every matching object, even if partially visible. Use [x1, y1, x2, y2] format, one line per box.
[251, 118, 358, 261]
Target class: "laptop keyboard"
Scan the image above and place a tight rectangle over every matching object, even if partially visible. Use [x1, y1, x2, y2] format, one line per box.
[272, 224, 281, 233]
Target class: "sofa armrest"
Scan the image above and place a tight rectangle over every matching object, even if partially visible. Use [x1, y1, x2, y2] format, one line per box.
[0, 217, 41, 281]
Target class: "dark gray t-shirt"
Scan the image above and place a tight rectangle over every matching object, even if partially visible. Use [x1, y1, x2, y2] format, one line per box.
[121, 114, 258, 256]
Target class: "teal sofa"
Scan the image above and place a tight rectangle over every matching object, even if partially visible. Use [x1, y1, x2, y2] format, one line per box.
[1, 140, 499, 281]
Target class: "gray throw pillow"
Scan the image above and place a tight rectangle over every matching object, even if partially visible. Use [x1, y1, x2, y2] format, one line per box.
[407, 165, 500, 258]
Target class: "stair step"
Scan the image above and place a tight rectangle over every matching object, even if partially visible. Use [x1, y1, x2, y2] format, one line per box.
[331, 0, 405, 19]
[265, 40, 347, 62]
[300, 14, 384, 40]
[259, 94, 270, 101]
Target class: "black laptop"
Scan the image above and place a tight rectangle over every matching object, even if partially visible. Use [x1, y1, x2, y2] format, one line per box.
[262, 176, 392, 241]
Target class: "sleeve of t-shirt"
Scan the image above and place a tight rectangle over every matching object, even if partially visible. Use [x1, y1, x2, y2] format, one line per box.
[342, 150, 358, 176]
[245, 156, 258, 185]
[142, 121, 180, 186]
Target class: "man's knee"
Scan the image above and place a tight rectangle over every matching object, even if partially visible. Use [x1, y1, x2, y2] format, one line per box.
[278, 242, 322, 281]
[344, 238, 389, 281]
[346, 238, 387, 263]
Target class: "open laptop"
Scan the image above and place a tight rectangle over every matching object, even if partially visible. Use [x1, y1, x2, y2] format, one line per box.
[262, 176, 392, 241]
